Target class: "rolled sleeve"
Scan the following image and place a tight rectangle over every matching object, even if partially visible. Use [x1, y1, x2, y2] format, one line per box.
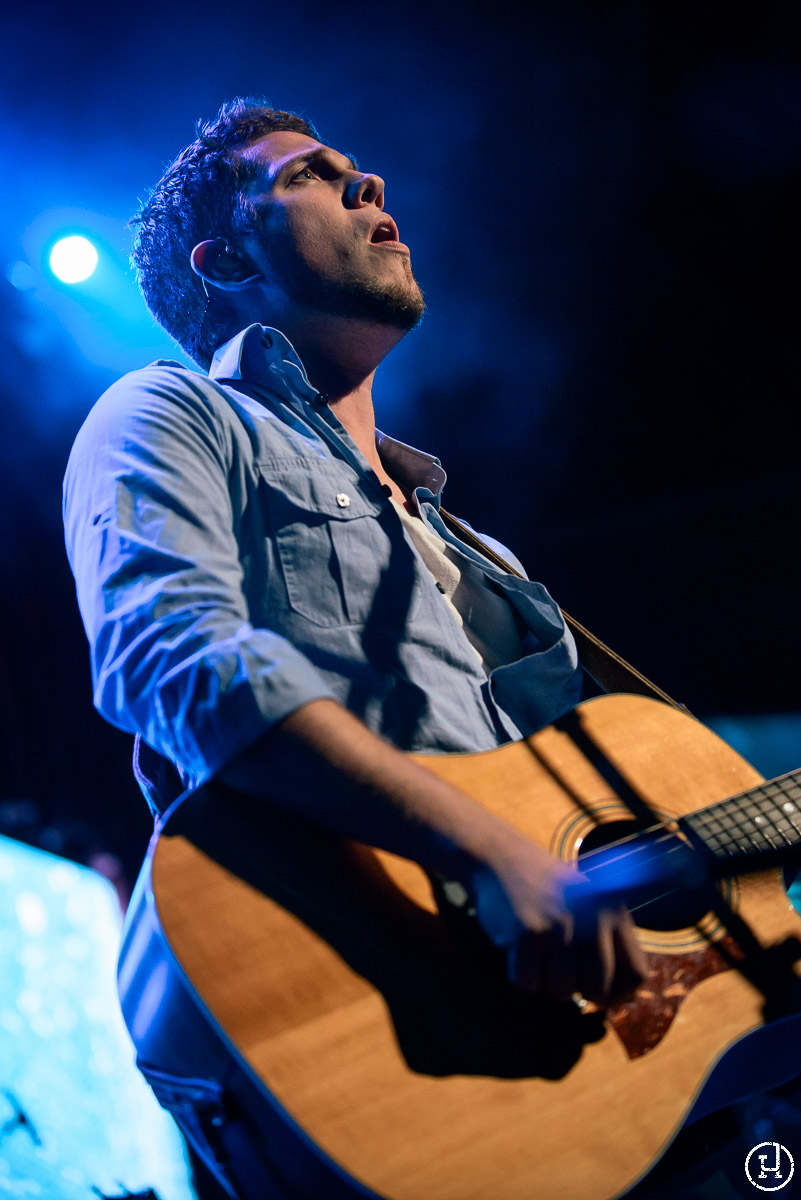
[63, 366, 336, 787]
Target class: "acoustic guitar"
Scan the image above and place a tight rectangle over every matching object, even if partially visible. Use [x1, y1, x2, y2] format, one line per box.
[118, 694, 801, 1200]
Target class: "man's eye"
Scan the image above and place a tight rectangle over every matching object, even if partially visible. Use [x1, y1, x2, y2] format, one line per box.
[291, 166, 318, 183]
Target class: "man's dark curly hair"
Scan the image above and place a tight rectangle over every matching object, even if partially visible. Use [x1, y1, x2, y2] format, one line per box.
[130, 97, 323, 369]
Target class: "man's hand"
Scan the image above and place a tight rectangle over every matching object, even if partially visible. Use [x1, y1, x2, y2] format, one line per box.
[462, 838, 647, 1006]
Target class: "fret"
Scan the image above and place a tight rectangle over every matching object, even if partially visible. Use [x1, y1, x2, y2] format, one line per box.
[683, 769, 801, 867]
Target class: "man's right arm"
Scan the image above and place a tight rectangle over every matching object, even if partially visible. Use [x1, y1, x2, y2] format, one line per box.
[220, 697, 647, 1006]
[64, 368, 644, 1005]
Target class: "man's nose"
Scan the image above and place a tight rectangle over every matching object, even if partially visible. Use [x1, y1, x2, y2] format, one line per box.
[344, 171, 385, 209]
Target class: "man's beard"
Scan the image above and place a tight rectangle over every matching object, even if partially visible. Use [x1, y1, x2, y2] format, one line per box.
[308, 272, 426, 330]
[267, 242, 426, 331]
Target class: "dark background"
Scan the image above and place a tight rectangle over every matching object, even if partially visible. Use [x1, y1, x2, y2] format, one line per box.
[1, 0, 799, 893]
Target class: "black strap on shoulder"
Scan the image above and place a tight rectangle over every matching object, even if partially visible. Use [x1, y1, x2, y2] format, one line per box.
[439, 507, 687, 713]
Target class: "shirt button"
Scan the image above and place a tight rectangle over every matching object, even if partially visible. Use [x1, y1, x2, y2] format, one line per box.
[336, 492, 351, 508]
[436, 581, 447, 594]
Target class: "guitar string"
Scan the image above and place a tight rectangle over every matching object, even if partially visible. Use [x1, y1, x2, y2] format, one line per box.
[575, 772, 801, 878]
[548, 777, 801, 931]
[577, 818, 786, 879]
[576, 830, 758, 919]
[573, 801, 798, 889]
[577, 830, 693, 903]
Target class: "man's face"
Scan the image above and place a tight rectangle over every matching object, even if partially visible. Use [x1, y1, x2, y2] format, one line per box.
[237, 130, 425, 330]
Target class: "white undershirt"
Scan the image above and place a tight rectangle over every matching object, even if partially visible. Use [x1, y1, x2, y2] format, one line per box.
[391, 500, 524, 674]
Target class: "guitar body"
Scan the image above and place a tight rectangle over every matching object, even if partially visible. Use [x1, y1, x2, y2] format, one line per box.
[119, 695, 801, 1200]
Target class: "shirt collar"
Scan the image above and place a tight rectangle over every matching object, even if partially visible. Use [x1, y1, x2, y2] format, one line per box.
[375, 430, 446, 497]
[209, 324, 446, 498]
[210, 323, 319, 406]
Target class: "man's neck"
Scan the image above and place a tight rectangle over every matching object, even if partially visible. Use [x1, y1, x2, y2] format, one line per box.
[269, 311, 407, 493]
[327, 385, 409, 507]
[225, 297, 414, 505]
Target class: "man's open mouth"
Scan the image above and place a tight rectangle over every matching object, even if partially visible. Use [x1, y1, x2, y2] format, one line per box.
[370, 218, 401, 244]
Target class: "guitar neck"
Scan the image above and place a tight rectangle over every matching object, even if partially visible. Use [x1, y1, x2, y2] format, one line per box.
[683, 768, 801, 873]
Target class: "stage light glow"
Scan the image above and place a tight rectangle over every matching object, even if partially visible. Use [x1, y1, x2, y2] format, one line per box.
[49, 235, 98, 283]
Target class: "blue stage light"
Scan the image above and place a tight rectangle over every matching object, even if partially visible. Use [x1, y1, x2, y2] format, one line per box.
[49, 235, 99, 284]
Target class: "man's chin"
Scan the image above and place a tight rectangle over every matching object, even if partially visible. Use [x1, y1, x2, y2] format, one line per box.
[328, 279, 426, 331]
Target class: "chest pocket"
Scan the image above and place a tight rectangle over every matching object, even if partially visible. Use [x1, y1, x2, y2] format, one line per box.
[266, 465, 418, 629]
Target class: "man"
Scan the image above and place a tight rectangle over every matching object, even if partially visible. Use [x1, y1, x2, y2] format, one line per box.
[64, 97, 649, 1192]
[65, 96, 644, 1000]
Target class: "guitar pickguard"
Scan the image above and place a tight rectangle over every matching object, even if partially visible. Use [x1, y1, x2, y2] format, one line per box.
[608, 936, 740, 1059]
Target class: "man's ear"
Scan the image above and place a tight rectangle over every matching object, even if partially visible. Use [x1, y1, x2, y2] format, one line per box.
[190, 239, 262, 292]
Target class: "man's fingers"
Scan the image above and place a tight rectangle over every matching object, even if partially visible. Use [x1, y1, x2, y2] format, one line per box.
[473, 851, 647, 1005]
[579, 908, 648, 1006]
[608, 911, 649, 1000]
[512, 906, 647, 1007]
[576, 911, 617, 1004]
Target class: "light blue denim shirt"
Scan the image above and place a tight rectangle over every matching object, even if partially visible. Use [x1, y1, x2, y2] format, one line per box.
[63, 324, 582, 798]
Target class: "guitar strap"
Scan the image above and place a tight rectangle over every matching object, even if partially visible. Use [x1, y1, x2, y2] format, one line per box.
[439, 507, 687, 713]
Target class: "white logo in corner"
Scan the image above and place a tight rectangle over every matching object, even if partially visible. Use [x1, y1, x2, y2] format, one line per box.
[745, 1142, 794, 1191]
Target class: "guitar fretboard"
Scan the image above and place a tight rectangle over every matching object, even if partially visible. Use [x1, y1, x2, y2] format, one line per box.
[683, 769, 801, 868]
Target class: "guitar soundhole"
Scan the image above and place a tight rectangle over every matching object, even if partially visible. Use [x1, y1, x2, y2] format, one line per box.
[577, 821, 716, 932]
